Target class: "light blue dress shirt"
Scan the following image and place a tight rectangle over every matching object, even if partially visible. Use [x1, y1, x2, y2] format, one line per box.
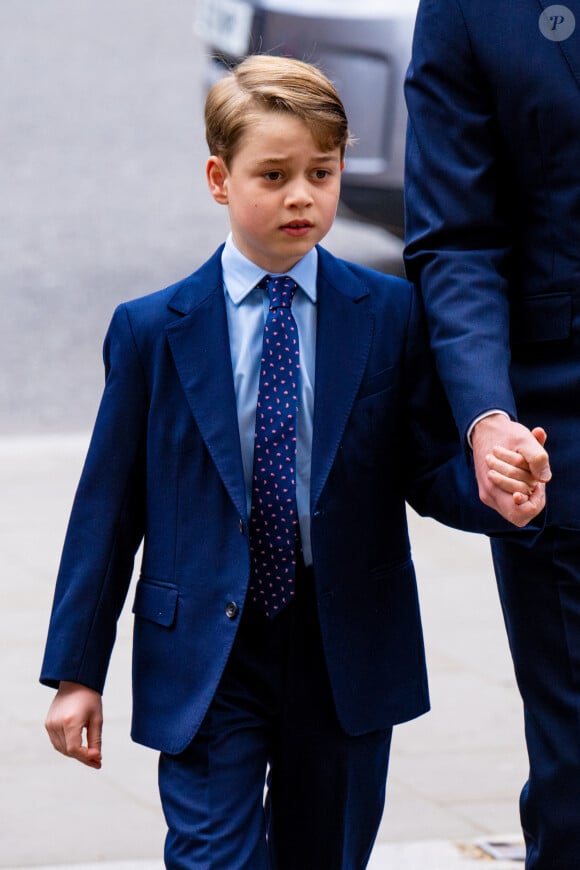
[222, 234, 317, 566]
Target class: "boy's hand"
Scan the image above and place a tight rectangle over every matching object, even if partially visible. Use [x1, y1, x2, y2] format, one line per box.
[45, 680, 103, 769]
[486, 426, 546, 501]
[472, 415, 551, 527]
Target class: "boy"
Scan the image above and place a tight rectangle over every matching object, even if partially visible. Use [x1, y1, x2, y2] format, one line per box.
[41, 55, 545, 869]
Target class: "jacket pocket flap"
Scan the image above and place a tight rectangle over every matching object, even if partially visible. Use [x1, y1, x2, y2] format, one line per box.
[357, 366, 395, 400]
[132, 581, 177, 627]
[511, 293, 572, 344]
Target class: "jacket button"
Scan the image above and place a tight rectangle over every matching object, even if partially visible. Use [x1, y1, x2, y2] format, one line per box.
[225, 601, 239, 620]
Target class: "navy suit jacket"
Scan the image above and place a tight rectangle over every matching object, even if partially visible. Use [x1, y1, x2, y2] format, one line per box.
[405, 0, 580, 529]
[41, 245, 510, 754]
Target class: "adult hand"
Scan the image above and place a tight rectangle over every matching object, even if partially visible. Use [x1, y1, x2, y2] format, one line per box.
[471, 414, 551, 527]
[45, 680, 103, 769]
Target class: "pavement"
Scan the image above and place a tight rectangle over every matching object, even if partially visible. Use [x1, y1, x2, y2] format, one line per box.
[0, 434, 530, 868]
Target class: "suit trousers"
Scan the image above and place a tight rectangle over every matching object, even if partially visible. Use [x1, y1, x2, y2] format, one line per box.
[158, 566, 392, 870]
[491, 528, 580, 870]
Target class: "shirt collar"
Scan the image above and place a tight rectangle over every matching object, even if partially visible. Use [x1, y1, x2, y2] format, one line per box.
[222, 233, 318, 305]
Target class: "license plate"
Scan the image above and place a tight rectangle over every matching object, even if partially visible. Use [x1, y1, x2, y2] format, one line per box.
[194, 0, 254, 58]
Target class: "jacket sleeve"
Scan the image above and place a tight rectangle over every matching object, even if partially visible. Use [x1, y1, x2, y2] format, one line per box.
[401, 285, 542, 537]
[403, 0, 517, 440]
[40, 304, 148, 693]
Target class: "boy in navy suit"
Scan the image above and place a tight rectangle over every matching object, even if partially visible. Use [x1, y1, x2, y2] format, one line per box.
[41, 55, 545, 869]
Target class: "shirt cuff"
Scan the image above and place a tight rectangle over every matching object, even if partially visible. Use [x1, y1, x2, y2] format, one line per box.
[467, 410, 511, 448]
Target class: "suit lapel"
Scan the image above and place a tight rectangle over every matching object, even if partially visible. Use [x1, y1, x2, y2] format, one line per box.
[164, 246, 375, 520]
[165, 250, 247, 520]
[310, 249, 373, 511]
[536, 0, 580, 90]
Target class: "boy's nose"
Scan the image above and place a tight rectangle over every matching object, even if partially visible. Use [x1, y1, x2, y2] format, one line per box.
[285, 181, 314, 208]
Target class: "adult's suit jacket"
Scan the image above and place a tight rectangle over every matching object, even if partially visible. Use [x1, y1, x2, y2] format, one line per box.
[41, 245, 508, 754]
[405, 0, 580, 529]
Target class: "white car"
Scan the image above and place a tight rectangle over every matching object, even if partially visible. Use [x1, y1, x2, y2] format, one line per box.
[194, 0, 419, 238]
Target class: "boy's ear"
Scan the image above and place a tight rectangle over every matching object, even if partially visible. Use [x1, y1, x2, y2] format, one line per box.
[206, 156, 229, 205]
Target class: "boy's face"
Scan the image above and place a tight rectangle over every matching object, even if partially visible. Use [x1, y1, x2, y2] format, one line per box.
[206, 111, 344, 274]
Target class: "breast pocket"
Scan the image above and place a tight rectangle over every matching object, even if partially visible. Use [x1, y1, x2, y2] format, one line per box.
[341, 367, 398, 472]
[357, 366, 395, 400]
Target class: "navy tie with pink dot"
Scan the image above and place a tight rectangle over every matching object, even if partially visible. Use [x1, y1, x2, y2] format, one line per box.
[249, 275, 300, 618]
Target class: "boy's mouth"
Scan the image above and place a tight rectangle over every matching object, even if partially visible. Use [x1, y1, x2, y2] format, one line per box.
[281, 221, 313, 236]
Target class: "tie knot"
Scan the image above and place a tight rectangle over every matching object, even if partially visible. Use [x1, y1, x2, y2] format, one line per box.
[261, 275, 297, 310]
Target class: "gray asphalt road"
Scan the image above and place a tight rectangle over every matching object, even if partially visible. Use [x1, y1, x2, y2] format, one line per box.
[0, 0, 402, 436]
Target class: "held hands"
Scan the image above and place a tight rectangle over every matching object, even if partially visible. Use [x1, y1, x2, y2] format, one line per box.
[45, 680, 103, 769]
[472, 414, 551, 527]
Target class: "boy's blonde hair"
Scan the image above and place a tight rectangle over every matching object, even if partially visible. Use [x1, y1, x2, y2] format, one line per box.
[205, 54, 352, 166]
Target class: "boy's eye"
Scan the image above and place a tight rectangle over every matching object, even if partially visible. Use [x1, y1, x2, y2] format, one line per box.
[313, 169, 330, 180]
[264, 170, 283, 181]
